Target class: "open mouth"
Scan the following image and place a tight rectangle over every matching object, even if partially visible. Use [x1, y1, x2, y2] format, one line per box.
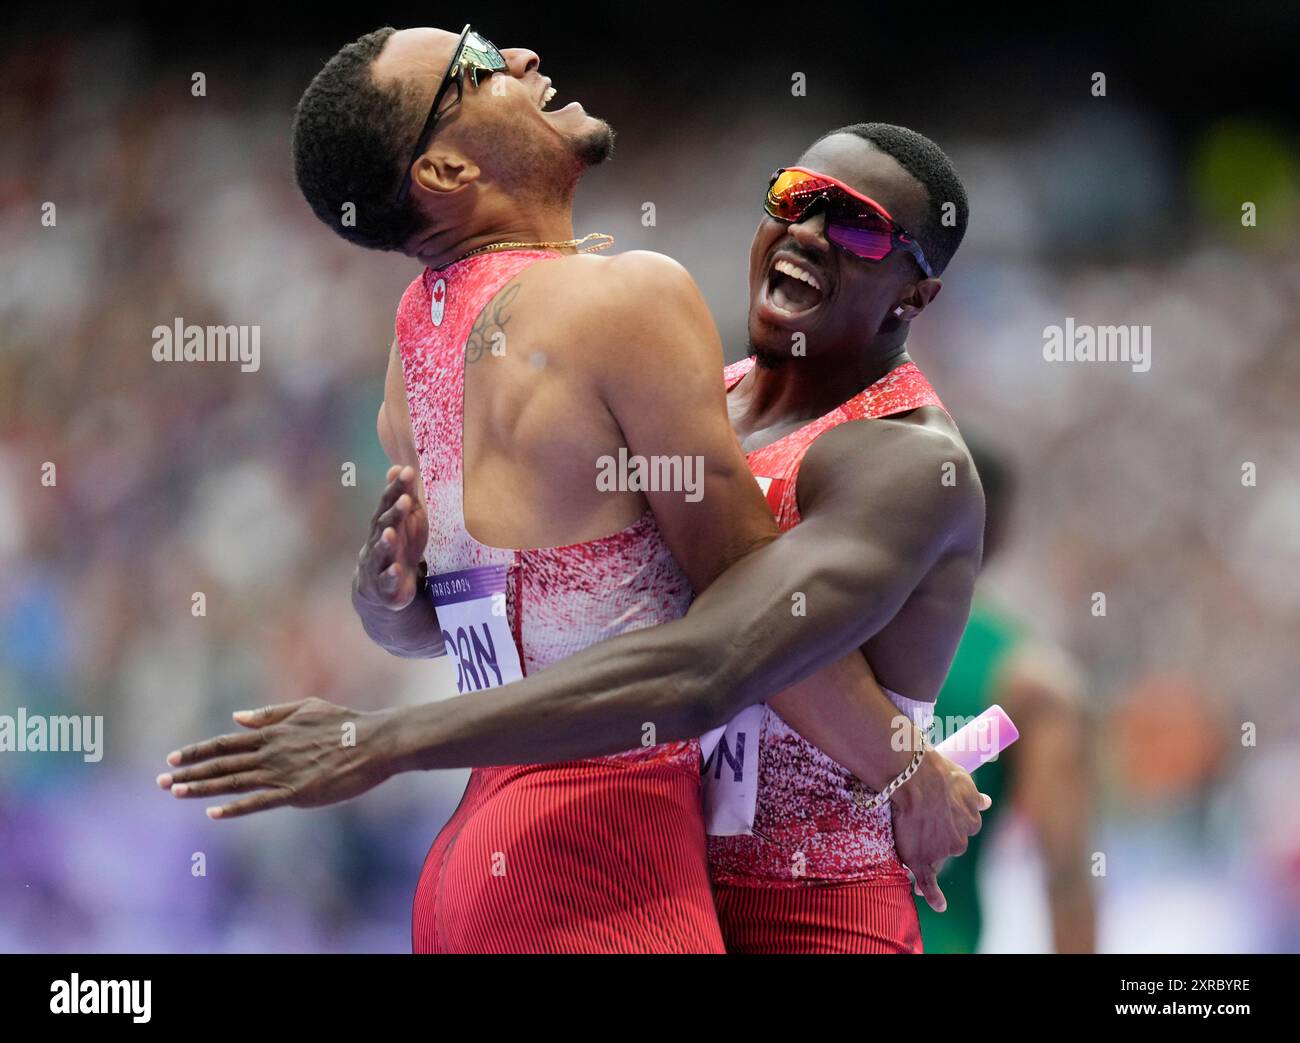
[765, 257, 825, 316]
[537, 82, 583, 116]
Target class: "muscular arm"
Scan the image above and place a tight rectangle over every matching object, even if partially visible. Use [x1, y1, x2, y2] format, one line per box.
[385, 411, 983, 771]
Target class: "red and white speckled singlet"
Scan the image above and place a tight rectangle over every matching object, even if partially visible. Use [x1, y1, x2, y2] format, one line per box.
[707, 356, 947, 954]
[399, 250, 721, 953]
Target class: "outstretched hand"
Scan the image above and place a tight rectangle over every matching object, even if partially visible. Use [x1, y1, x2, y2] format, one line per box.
[158, 699, 399, 819]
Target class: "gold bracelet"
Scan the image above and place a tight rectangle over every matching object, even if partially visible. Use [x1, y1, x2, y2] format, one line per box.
[853, 743, 927, 812]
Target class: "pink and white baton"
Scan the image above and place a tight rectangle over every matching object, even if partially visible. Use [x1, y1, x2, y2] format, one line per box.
[931, 703, 1019, 773]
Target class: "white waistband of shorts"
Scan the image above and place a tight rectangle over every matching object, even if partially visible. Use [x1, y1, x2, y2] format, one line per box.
[882, 687, 935, 731]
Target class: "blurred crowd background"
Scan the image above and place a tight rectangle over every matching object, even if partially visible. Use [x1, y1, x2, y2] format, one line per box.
[1, 3, 1297, 952]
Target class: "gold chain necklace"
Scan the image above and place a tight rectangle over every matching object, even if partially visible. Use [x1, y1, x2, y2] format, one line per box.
[453, 231, 615, 264]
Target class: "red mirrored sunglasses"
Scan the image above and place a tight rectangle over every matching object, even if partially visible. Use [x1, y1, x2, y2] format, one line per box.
[765, 167, 934, 278]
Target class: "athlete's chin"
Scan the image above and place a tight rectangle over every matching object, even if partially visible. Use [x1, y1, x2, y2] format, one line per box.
[751, 345, 792, 371]
[570, 116, 615, 166]
[543, 102, 614, 167]
[747, 323, 798, 369]
[748, 308, 818, 354]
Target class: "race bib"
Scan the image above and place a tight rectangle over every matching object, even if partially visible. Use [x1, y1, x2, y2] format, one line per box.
[428, 565, 524, 693]
[699, 704, 766, 836]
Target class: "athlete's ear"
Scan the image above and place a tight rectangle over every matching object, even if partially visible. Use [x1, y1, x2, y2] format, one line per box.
[412, 148, 480, 198]
[893, 277, 942, 322]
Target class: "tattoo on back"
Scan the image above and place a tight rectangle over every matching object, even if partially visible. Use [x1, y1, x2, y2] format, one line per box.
[465, 283, 521, 364]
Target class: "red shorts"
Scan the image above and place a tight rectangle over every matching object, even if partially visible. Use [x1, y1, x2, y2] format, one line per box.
[413, 758, 725, 953]
[713, 879, 923, 954]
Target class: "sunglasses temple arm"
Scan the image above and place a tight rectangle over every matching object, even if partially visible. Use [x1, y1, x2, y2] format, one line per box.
[903, 238, 934, 279]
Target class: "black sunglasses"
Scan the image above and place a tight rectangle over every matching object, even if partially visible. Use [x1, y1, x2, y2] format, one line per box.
[395, 24, 508, 204]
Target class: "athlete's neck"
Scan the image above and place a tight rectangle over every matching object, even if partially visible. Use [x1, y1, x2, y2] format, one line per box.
[741, 339, 912, 426]
[413, 207, 577, 269]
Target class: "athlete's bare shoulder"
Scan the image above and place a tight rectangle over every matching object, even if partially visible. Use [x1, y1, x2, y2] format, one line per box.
[522, 249, 699, 319]
[519, 249, 721, 381]
[800, 411, 984, 551]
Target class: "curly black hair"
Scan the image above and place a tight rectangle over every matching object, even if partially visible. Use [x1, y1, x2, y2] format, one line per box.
[291, 27, 425, 251]
[818, 123, 969, 276]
